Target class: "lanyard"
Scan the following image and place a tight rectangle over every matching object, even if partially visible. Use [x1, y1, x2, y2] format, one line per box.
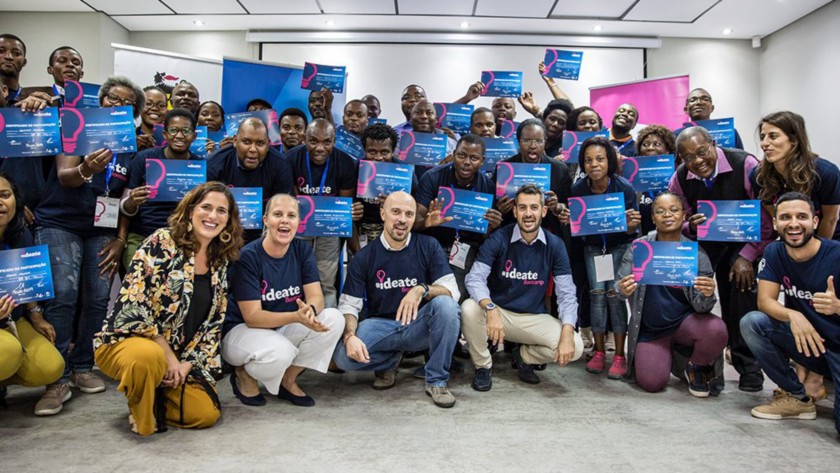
[305, 151, 330, 197]
[592, 177, 614, 254]
[52, 84, 64, 106]
[103, 154, 119, 196]
[8, 84, 21, 101]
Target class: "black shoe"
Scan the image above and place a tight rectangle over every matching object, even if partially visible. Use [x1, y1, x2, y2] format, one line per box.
[535, 364, 547, 371]
[0, 386, 7, 409]
[472, 368, 493, 391]
[513, 347, 540, 385]
[277, 385, 315, 407]
[229, 373, 266, 407]
[739, 371, 764, 392]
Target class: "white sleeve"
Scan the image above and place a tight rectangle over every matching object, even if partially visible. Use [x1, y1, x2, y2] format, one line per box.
[337, 294, 364, 319]
[432, 273, 460, 302]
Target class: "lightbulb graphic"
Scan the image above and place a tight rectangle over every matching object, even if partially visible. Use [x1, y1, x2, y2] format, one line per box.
[64, 80, 84, 108]
[697, 200, 718, 239]
[357, 160, 376, 196]
[632, 240, 653, 281]
[398, 131, 416, 161]
[543, 49, 559, 75]
[495, 162, 514, 198]
[568, 197, 587, 234]
[481, 71, 495, 95]
[504, 259, 513, 274]
[297, 196, 316, 233]
[0, 111, 5, 135]
[624, 157, 639, 182]
[301, 63, 318, 88]
[434, 103, 447, 129]
[93, 200, 107, 223]
[60, 107, 85, 154]
[782, 276, 791, 290]
[261, 280, 269, 295]
[145, 158, 167, 199]
[500, 119, 515, 139]
[561, 131, 579, 162]
[438, 187, 455, 217]
[376, 269, 387, 286]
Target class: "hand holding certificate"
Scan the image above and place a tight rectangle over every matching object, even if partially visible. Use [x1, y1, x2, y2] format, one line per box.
[146, 159, 207, 202]
[435, 187, 493, 234]
[696, 200, 761, 242]
[296, 196, 353, 238]
[357, 161, 414, 199]
[621, 154, 675, 193]
[568, 193, 627, 236]
[60, 106, 137, 155]
[542, 49, 583, 80]
[0, 245, 55, 304]
[480, 71, 523, 98]
[632, 240, 698, 286]
[0, 108, 62, 157]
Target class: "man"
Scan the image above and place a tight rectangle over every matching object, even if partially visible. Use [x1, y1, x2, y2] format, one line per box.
[410, 99, 458, 155]
[169, 81, 200, 115]
[491, 98, 517, 137]
[668, 126, 774, 391]
[394, 82, 483, 135]
[742, 192, 840, 433]
[341, 99, 368, 136]
[470, 107, 496, 138]
[609, 103, 639, 157]
[308, 88, 333, 123]
[0, 34, 27, 105]
[333, 191, 461, 408]
[682, 88, 744, 150]
[361, 94, 381, 119]
[463, 184, 583, 390]
[278, 107, 308, 153]
[206, 117, 295, 242]
[246, 98, 272, 111]
[286, 118, 357, 308]
[16, 46, 84, 110]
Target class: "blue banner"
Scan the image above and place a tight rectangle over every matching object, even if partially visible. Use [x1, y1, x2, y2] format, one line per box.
[146, 158, 207, 202]
[480, 71, 523, 98]
[301, 62, 347, 94]
[0, 245, 54, 304]
[357, 160, 414, 199]
[434, 103, 474, 135]
[0, 108, 62, 157]
[231, 187, 263, 230]
[335, 125, 364, 160]
[189, 126, 209, 158]
[621, 154, 675, 193]
[296, 196, 353, 238]
[495, 162, 551, 200]
[482, 137, 518, 173]
[568, 192, 627, 236]
[63, 80, 101, 108]
[543, 49, 583, 80]
[437, 187, 492, 234]
[60, 106, 137, 155]
[682, 118, 736, 148]
[397, 131, 447, 167]
[561, 130, 609, 164]
[225, 110, 282, 146]
[696, 199, 761, 242]
[632, 240, 698, 286]
[498, 119, 519, 139]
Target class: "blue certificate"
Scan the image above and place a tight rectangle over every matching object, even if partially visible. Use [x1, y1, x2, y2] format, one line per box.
[231, 187, 263, 230]
[63, 80, 101, 108]
[621, 154, 675, 192]
[146, 159, 207, 202]
[225, 110, 281, 146]
[498, 119, 519, 139]
[482, 137, 518, 173]
[481, 71, 523, 98]
[697, 200, 761, 242]
[189, 126, 209, 158]
[368, 118, 387, 126]
[301, 62, 347, 94]
[208, 129, 227, 143]
[561, 130, 609, 164]
[434, 103, 474, 135]
[60, 106, 137, 155]
[397, 131, 447, 167]
[0, 245, 55, 304]
[632, 240, 698, 286]
[568, 193, 627, 236]
[296, 196, 352, 238]
[683, 118, 736, 148]
[335, 126, 364, 160]
[357, 160, 414, 199]
[543, 49, 583, 80]
[495, 162, 551, 200]
[437, 187, 492, 234]
[0, 108, 62, 157]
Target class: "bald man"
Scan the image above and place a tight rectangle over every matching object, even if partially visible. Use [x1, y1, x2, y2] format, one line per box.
[334, 191, 461, 408]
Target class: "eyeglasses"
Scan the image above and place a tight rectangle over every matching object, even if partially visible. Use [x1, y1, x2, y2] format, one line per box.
[520, 138, 545, 145]
[165, 127, 195, 136]
[679, 143, 713, 163]
[653, 207, 683, 216]
[686, 95, 712, 105]
[105, 93, 135, 106]
[144, 101, 167, 111]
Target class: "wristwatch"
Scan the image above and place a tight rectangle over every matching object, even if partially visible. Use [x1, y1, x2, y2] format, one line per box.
[420, 283, 430, 300]
[484, 302, 497, 312]
[27, 305, 44, 315]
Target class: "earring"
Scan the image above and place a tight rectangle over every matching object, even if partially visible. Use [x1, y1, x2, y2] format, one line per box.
[219, 231, 231, 243]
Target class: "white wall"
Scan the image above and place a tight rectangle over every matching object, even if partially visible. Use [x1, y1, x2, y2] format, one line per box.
[128, 30, 258, 62]
[760, 0, 840, 163]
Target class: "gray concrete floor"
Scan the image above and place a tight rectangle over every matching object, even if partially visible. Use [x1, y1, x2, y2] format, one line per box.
[1, 353, 837, 473]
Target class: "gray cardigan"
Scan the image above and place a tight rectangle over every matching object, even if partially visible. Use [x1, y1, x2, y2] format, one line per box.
[615, 232, 717, 382]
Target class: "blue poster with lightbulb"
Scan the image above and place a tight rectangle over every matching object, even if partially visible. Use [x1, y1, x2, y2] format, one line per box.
[682, 118, 736, 149]
[335, 126, 364, 161]
[434, 103, 474, 135]
[59, 106, 137, 156]
[560, 130, 609, 164]
[301, 62, 347, 94]
[0, 107, 62, 157]
[568, 192, 627, 236]
[436, 187, 493, 234]
[0, 245, 54, 304]
[542, 49, 583, 80]
[498, 119, 519, 139]
[495, 162, 551, 200]
[296, 196, 352, 238]
[397, 132, 447, 167]
[632, 240, 698, 286]
[356, 161, 414, 199]
[145, 158, 207, 202]
[621, 154, 675, 193]
[231, 187, 263, 230]
[62, 80, 101, 108]
[224, 110, 282, 146]
[696, 200, 761, 242]
[482, 137, 518, 173]
[480, 71, 523, 98]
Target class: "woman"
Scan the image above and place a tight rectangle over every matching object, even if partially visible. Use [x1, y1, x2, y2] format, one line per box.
[222, 194, 343, 407]
[616, 192, 727, 396]
[94, 182, 244, 436]
[566, 106, 604, 133]
[634, 125, 677, 235]
[0, 173, 64, 412]
[566, 136, 640, 378]
[136, 86, 167, 150]
[196, 100, 229, 153]
[32, 76, 142, 416]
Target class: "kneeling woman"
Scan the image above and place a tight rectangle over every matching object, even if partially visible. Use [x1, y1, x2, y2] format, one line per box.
[222, 194, 343, 407]
[94, 182, 243, 436]
[616, 192, 727, 397]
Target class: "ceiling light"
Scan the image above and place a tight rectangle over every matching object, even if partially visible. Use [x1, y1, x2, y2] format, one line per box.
[593, 25, 603, 32]
[193, 19, 204, 27]
[460, 21, 470, 29]
[722, 28, 733, 35]
[325, 20, 336, 26]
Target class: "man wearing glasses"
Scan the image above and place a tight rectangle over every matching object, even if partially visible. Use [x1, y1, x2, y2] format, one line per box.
[668, 126, 774, 392]
[678, 88, 745, 150]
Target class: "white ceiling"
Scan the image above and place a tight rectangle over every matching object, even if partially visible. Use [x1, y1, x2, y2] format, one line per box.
[0, 0, 832, 39]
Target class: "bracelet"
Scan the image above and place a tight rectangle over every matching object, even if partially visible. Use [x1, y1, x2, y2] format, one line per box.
[120, 196, 138, 217]
[343, 333, 356, 344]
[78, 164, 93, 183]
[309, 304, 317, 316]
[115, 237, 127, 247]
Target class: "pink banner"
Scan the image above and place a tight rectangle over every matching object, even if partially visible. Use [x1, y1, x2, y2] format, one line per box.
[589, 75, 689, 130]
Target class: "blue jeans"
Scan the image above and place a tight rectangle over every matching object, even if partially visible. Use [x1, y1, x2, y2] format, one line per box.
[333, 296, 460, 386]
[35, 227, 114, 382]
[584, 243, 629, 334]
[741, 310, 840, 433]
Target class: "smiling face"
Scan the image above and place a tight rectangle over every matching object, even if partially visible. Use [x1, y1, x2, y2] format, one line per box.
[142, 89, 167, 129]
[308, 90, 328, 119]
[775, 199, 818, 249]
[305, 121, 335, 165]
[651, 194, 685, 234]
[470, 110, 496, 138]
[342, 101, 368, 135]
[684, 89, 714, 121]
[679, 134, 717, 179]
[197, 103, 223, 131]
[513, 192, 546, 235]
[0, 176, 17, 232]
[163, 116, 196, 154]
[582, 145, 609, 184]
[190, 191, 230, 246]
[170, 83, 199, 114]
[612, 103, 638, 132]
[381, 192, 416, 245]
[263, 195, 299, 247]
[760, 122, 796, 165]
[234, 121, 270, 170]
[410, 100, 437, 133]
[48, 48, 83, 87]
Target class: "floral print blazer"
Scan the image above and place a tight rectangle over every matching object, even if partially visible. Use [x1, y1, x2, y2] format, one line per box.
[95, 228, 230, 385]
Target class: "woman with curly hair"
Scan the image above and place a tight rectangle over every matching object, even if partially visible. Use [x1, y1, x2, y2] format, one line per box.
[94, 182, 244, 436]
[635, 124, 678, 235]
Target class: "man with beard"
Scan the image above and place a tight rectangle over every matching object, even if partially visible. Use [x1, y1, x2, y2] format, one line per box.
[742, 192, 840, 433]
[609, 102, 639, 157]
[679, 88, 744, 150]
[333, 191, 461, 408]
[0, 34, 27, 105]
[169, 81, 200, 115]
[341, 99, 368, 137]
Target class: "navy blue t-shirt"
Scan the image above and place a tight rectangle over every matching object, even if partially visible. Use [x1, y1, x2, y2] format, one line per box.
[0, 156, 51, 211]
[127, 148, 201, 237]
[611, 137, 638, 157]
[570, 175, 638, 248]
[475, 224, 572, 314]
[224, 238, 320, 335]
[639, 285, 694, 342]
[343, 234, 452, 319]
[35, 152, 133, 236]
[285, 145, 357, 197]
[758, 239, 840, 351]
[416, 163, 495, 248]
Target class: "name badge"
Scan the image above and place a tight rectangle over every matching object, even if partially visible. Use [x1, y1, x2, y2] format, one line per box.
[449, 241, 470, 270]
[593, 254, 615, 283]
[94, 197, 120, 228]
[358, 233, 368, 249]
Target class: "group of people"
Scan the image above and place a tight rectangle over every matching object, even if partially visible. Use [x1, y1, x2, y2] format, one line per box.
[1, 33, 838, 437]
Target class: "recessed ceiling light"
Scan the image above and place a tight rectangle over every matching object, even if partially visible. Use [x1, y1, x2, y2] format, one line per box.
[593, 25, 603, 32]
[722, 28, 733, 35]
[325, 20, 336, 26]
[460, 21, 470, 29]
[193, 19, 204, 27]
